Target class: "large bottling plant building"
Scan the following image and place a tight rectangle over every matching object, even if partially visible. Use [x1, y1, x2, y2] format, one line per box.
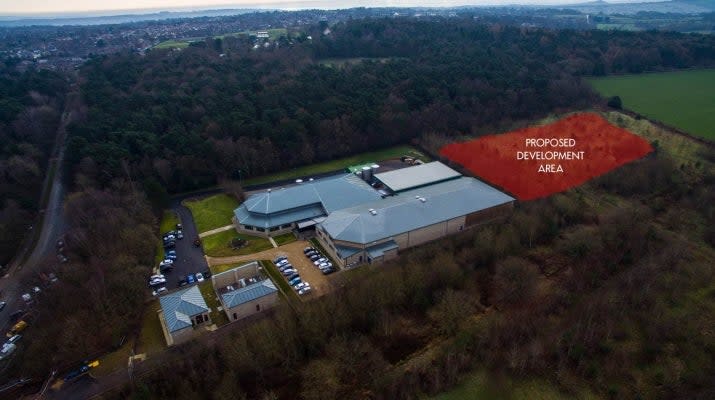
[234, 161, 515, 267]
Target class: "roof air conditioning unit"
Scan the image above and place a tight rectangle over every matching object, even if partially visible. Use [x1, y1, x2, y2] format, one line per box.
[419, 197, 427, 203]
[369, 209, 377, 216]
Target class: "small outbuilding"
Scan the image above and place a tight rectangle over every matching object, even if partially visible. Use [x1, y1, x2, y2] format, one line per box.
[158, 286, 211, 346]
[212, 261, 279, 322]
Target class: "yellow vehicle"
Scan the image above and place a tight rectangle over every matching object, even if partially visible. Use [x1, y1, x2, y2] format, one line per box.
[7, 320, 27, 337]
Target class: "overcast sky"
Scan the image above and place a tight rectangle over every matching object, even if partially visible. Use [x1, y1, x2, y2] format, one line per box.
[0, 0, 664, 15]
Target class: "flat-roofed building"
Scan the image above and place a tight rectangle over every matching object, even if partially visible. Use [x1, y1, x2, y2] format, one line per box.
[373, 161, 462, 193]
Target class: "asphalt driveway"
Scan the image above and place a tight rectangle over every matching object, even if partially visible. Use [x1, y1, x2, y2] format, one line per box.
[162, 201, 210, 290]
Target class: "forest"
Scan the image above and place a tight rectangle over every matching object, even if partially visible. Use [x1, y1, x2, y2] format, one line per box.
[0, 64, 66, 265]
[2, 16, 715, 399]
[108, 142, 715, 400]
[63, 18, 715, 206]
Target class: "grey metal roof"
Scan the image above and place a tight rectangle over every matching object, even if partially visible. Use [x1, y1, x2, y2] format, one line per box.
[221, 279, 277, 308]
[335, 244, 361, 259]
[374, 161, 462, 192]
[366, 240, 399, 258]
[320, 177, 515, 244]
[235, 174, 381, 229]
[159, 286, 209, 333]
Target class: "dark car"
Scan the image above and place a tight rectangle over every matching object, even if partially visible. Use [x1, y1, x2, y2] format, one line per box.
[309, 254, 320, 261]
[193, 238, 201, 247]
[303, 247, 314, 254]
[322, 268, 336, 275]
[9, 310, 24, 323]
[202, 270, 212, 278]
[178, 278, 187, 287]
[286, 273, 300, 281]
[164, 241, 176, 249]
[0, 302, 6, 311]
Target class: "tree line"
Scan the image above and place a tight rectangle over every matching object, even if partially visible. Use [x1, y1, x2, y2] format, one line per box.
[0, 64, 66, 265]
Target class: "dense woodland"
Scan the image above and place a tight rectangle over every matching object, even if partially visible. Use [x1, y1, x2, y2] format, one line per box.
[0, 64, 65, 265]
[64, 18, 715, 205]
[2, 16, 715, 399]
[108, 144, 715, 400]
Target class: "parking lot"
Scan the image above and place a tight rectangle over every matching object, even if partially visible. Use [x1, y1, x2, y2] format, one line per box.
[207, 240, 335, 299]
[154, 203, 210, 291]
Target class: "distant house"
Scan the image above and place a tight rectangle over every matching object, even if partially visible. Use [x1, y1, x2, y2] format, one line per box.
[212, 261, 279, 322]
[158, 286, 211, 346]
[255, 31, 270, 38]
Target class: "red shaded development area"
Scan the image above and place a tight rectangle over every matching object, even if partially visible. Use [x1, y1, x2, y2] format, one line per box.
[440, 113, 653, 200]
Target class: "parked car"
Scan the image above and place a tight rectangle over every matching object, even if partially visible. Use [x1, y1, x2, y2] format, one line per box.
[0, 343, 16, 360]
[286, 273, 300, 281]
[164, 241, 176, 249]
[149, 279, 166, 287]
[322, 267, 336, 275]
[178, 278, 187, 287]
[303, 247, 314, 254]
[156, 287, 168, 295]
[186, 274, 195, 284]
[8, 311, 24, 323]
[294, 282, 310, 291]
[289, 277, 302, 286]
[150, 274, 165, 280]
[281, 269, 296, 276]
[196, 273, 204, 283]
[278, 264, 293, 272]
[166, 250, 177, 255]
[160, 265, 173, 273]
[273, 256, 287, 263]
[275, 259, 289, 267]
[6, 334, 21, 344]
[165, 254, 177, 261]
[298, 287, 312, 295]
[313, 258, 327, 266]
[193, 238, 201, 247]
[0, 302, 6, 311]
[309, 254, 321, 261]
[176, 223, 182, 230]
[177, 230, 184, 239]
[7, 320, 27, 337]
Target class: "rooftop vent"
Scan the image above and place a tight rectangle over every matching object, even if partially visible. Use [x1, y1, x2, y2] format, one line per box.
[295, 179, 303, 184]
[267, 188, 272, 193]
[419, 197, 427, 203]
[415, 195, 421, 199]
[369, 209, 377, 216]
[309, 178, 314, 181]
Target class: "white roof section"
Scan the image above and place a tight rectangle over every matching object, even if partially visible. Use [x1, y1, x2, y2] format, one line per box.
[320, 177, 514, 244]
[374, 161, 462, 192]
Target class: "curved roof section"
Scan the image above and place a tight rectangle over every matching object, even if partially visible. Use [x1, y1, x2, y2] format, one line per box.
[320, 177, 515, 244]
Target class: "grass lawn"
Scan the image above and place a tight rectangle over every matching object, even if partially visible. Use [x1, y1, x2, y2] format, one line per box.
[202, 229, 272, 257]
[136, 301, 166, 356]
[154, 40, 190, 49]
[183, 194, 239, 233]
[210, 263, 247, 275]
[155, 210, 180, 265]
[429, 370, 599, 400]
[260, 260, 300, 306]
[243, 145, 429, 186]
[274, 232, 297, 246]
[94, 340, 133, 377]
[588, 69, 715, 140]
[198, 281, 229, 327]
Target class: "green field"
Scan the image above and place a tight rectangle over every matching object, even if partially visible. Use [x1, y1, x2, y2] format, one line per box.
[183, 194, 239, 233]
[202, 229, 273, 257]
[243, 145, 428, 186]
[588, 69, 715, 140]
[155, 29, 288, 49]
[429, 370, 599, 400]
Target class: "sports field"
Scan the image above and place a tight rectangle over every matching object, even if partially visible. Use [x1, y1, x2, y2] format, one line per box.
[588, 69, 715, 140]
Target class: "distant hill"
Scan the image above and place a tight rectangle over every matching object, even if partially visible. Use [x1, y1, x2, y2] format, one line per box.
[556, 0, 713, 14]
